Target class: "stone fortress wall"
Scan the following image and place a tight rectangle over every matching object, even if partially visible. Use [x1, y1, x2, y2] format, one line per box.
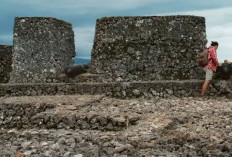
[0, 16, 231, 98]
[0, 45, 12, 83]
[9, 17, 75, 83]
[91, 16, 207, 81]
[1, 16, 207, 84]
[1, 16, 232, 157]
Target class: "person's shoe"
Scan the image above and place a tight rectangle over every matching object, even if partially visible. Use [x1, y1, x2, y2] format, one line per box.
[199, 95, 206, 100]
[200, 95, 209, 100]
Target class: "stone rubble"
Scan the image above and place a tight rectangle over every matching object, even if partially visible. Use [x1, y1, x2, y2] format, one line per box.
[0, 95, 232, 156]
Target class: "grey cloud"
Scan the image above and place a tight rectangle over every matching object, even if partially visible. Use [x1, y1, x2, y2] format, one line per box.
[175, 7, 232, 62]
[1, 0, 171, 14]
[74, 27, 95, 58]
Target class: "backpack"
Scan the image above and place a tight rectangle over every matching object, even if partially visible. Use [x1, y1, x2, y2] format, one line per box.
[198, 48, 209, 67]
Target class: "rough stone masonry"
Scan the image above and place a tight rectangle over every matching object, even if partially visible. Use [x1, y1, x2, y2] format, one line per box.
[91, 15, 207, 82]
[1, 16, 232, 157]
[9, 17, 76, 83]
[0, 44, 12, 83]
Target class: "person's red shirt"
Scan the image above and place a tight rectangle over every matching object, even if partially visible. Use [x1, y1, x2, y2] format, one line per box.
[205, 46, 219, 72]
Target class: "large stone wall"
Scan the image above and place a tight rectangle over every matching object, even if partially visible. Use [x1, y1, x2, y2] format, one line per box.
[91, 16, 207, 81]
[9, 17, 75, 83]
[0, 44, 12, 83]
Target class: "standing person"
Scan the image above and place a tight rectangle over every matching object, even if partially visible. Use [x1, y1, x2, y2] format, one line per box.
[201, 41, 220, 96]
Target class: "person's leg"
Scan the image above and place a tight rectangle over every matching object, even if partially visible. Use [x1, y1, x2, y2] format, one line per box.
[201, 80, 211, 96]
[201, 68, 213, 96]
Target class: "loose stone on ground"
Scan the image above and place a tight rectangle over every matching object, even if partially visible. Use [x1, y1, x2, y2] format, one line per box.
[0, 95, 232, 156]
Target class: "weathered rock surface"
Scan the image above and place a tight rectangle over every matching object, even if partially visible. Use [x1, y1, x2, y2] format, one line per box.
[1, 79, 232, 98]
[0, 95, 140, 131]
[10, 17, 75, 83]
[0, 44, 12, 83]
[91, 16, 207, 81]
[1, 95, 232, 156]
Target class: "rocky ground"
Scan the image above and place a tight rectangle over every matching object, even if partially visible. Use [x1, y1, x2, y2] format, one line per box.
[0, 95, 232, 157]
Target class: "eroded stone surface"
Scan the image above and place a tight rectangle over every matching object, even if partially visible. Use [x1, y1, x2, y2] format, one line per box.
[1, 79, 232, 98]
[91, 16, 207, 81]
[1, 95, 232, 156]
[0, 44, 12, 83]
[0, 95, 140, 131]
[10, 17, 75, 83]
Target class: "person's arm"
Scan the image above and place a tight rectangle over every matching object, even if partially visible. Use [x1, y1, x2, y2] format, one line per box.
[210, 48, 219, 66]
[224, 60, 232, 64]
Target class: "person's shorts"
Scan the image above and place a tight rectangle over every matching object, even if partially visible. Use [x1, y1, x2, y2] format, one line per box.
[204, 67, 213, 80]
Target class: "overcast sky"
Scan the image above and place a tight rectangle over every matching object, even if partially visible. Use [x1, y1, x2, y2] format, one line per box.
[1, 0, 232, 62]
